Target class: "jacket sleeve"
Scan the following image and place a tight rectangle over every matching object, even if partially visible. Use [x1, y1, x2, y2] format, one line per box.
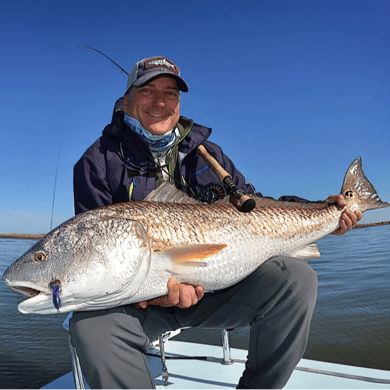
[73, 151, 114, 215]
[278, 195, 312, 203]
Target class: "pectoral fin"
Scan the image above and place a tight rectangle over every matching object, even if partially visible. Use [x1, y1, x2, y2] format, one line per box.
[291, 244, 321, 259]
[162, 244, 227, 267]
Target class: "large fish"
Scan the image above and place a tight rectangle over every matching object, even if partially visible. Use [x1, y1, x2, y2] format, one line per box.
[3, 158, 389, 314]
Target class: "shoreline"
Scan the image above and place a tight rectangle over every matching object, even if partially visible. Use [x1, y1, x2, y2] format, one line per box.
[353, 220, 390, 229]
[0, 233, 45, 240]
[0, 221, 388, 240]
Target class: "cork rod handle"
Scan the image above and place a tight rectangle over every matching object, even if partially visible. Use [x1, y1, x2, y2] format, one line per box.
[196, 145, 255, 212]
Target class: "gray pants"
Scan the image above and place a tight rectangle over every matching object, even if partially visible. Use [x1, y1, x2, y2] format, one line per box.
[70, 257, 318, 389]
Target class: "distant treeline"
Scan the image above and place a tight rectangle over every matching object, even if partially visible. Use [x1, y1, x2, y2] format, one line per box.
[0, 234, 45, 240]
[353, 221, 390, 229]
[1, 221, 388, 240]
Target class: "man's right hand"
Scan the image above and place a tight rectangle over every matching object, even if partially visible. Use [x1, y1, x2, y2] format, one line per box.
[135, 277, 204, 309]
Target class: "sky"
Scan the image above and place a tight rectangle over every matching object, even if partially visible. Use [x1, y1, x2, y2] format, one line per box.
[0, 0, 389, 234]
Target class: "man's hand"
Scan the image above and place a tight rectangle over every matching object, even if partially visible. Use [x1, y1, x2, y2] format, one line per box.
[135, 277, 204, 309]
[325, 194, 362, 235]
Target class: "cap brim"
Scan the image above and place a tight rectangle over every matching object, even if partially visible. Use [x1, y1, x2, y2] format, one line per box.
[132, 69, 189, 92]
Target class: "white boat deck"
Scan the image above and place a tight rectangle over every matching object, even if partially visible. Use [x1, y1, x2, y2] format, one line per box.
[45, 340, 390, 389]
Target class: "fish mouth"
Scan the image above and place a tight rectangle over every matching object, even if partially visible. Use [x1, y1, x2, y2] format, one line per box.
[11, 286, 42, 297]
[5, 281, 57, 314]
[5, 280, 51, 298]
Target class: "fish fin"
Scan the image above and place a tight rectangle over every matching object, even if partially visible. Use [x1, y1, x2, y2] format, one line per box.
[291, 244, 321, 259]
[143, 182, 200, 204]
[341, 158, 390, 212]
[214, 196, 231, 205]
[162, 244, 227, 266]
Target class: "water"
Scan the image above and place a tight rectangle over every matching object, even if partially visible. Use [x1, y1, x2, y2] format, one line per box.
[0, 239, 70, 388]
[1, 226, 390, 388]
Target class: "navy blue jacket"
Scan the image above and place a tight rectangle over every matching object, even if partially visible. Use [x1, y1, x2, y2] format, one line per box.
[74, 98, 309, 215]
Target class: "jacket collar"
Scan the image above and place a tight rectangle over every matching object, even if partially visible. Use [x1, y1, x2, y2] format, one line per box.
[104, 97, 212, 155]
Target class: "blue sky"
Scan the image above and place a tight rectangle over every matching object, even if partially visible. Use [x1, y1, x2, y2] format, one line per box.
[1, 0, 389, 233]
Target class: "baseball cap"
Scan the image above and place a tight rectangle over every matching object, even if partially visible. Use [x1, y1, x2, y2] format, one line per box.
[126, 56, 189, 93]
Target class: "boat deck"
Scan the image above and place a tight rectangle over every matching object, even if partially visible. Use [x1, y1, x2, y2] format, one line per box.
[44, 340, 390, 389]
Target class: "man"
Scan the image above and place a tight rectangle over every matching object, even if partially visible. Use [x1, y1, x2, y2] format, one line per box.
[71, 56, 361, 389]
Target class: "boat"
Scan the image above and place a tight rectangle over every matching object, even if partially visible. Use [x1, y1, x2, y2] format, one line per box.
[42, 315, 390, 389]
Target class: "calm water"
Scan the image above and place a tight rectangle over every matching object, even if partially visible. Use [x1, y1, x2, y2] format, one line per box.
[1, 226, 389, 388]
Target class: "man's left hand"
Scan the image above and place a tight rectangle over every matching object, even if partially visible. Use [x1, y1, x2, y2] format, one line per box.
[325, 194, 363, 235]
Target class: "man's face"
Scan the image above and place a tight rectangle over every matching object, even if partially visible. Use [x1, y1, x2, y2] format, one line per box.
[123, 76, 181, 135]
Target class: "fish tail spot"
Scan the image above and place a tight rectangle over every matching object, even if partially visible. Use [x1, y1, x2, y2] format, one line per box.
[341, 158, 390, 212]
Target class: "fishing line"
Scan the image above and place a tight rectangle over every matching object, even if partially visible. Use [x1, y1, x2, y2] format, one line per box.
[119, 136, 197, 199]
[50, 146, 61, 231]
[139, 148, 198, 198]
[50, 97, 69, 231]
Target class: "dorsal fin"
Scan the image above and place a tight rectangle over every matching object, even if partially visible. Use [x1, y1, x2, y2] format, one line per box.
[143, 182, 200, 204]
[214, 196, 231, 205]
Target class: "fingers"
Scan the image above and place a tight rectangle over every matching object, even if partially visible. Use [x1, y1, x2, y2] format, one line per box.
[177, 282, 203, 309]
[166, 276, 181, 306]
[196, 285, 205, 301]
[135, 277, 204, 309]
[326, 194, 347, 207]
[177, 284, 194, 308]
[135, 301, 148, 309]
[332, 218, 348, 236]
[134, 277, 179, 309]
[325, 194, 362, 235]
[332, 208, 363, 235]
[165, 277, 204, 308]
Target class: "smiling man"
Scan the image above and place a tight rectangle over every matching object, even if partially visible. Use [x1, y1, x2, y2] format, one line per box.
[123, 77, 181, 135]
[71, 56, 361, 389]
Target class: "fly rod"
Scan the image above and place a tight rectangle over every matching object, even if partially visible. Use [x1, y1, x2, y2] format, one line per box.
[196, 145, 256, 212]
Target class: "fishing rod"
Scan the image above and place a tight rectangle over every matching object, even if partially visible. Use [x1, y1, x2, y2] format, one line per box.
[196, 146, 255, 212]
[79, 45, 256, 212]
[78, 45, 129, 75]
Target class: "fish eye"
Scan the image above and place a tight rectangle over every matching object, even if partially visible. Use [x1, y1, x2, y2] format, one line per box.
[344, 190, 354, 198]
[34, 251, 46, 262]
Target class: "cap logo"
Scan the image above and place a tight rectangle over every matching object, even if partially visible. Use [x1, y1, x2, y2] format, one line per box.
[144, 57, 179, 74]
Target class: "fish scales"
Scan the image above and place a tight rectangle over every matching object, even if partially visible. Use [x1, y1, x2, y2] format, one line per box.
[105, 201, 250, 249]
[90, 200, 337, 297]
[105, 200, 337, 248]
[2, 158, 389, 314]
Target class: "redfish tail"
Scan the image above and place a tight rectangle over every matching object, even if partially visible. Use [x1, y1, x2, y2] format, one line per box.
[341, 158, 390, 212]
